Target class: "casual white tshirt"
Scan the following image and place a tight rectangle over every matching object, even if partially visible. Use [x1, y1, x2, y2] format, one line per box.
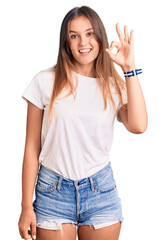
[22, 70, 127, 180]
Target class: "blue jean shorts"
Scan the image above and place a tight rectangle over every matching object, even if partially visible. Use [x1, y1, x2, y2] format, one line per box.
[33, 162, 124, 231]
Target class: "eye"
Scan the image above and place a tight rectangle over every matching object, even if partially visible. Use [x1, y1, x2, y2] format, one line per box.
[87, 32, 94, 36]
[71, 35, 78, 39]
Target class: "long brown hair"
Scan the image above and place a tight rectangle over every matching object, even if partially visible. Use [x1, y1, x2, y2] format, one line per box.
[47, 6, 127, 121]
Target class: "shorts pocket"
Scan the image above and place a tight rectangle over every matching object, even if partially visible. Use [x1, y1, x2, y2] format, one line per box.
[36, 172, 58, 193]
[94, 168, 116, 193]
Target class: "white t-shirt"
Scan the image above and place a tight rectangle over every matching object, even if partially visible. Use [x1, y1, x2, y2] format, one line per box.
[22, 70, 127, 180]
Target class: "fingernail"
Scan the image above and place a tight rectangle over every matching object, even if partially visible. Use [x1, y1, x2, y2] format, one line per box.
[33, 235, 36, 240]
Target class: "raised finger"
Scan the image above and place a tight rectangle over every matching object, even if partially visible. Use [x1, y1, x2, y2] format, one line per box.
[124, 25, 129, 42]
[116, 23, 124, 43]
[129, 29, 134, 45]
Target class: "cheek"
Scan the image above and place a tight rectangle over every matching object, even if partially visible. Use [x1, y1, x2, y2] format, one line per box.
[94, 45, 100, 56]
[92, 40, 99, 52]
[69, 43, 78, 55]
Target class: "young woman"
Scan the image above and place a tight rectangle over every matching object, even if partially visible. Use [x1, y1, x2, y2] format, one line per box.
[18, 6, 148, 240]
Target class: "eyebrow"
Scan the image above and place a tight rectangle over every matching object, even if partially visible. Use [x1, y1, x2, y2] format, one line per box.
[69, 28, 94, 33]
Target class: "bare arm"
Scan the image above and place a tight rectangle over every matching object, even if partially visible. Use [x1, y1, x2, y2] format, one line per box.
[18, 101, 44, 239]
[106, 23, 148, 133]
[118, 71, 148, 133]
[21, 101, 44, 209]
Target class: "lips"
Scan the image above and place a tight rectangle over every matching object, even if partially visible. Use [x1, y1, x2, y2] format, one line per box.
[79, 48, 92, 54]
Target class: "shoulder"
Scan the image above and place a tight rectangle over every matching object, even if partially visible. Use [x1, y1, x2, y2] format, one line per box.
[109, 76, 127, 95]
[33, 68, 55, 87]
[35, 68, 55, 79]
[109, 76, 128, 109]
[109, 76, 118, 93]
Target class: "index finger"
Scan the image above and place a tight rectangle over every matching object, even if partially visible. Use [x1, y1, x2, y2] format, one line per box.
[116, 23, 124, 43]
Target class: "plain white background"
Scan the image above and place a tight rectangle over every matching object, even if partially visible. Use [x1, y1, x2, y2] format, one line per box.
[0, 0, 166, 239]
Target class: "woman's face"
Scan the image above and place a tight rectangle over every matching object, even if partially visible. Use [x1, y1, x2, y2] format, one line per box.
[68, 16, 100, 72]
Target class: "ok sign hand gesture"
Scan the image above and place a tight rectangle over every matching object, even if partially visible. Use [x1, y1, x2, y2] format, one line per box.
[106, 23, 135, 72]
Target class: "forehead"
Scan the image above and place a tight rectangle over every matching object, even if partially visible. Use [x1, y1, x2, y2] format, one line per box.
[68, 16, 92, 32]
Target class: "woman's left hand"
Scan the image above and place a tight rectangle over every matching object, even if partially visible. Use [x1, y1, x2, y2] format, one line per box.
[105, 23, 135, 72]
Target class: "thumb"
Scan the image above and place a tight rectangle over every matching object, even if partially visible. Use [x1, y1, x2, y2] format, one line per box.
[31, 223, 36, 240]
[105, 48, 117, 62]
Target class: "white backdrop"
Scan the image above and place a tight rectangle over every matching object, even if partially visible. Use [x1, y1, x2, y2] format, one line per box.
[0, 0, 166, 239]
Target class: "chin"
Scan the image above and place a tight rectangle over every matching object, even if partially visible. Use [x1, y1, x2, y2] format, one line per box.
[75, 57, 97, 65]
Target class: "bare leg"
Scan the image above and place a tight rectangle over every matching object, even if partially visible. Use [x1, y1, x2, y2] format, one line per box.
[78, 221, 121, 240]
[36, 223, 77, 240]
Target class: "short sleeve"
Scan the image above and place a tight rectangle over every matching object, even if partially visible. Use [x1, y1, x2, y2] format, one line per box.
[21, 72, 44, 110]
[117, 88, 128, 122]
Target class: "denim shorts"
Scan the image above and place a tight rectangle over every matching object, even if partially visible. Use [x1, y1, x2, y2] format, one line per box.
[33, 162, 124, 231]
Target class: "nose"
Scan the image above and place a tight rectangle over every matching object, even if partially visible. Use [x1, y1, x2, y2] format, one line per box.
[79, 35, 88, 46]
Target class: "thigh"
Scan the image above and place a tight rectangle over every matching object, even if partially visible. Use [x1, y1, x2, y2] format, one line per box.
[36, 223, 77, 240]
[33, 165, 77, 232]
[78, 221, 121, 240]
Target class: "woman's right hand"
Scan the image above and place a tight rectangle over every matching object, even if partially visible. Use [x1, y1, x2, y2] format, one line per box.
[18, 207, 36, 240]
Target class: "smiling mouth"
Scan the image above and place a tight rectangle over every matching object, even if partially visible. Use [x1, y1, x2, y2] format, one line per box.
[79, 49, 92, 54]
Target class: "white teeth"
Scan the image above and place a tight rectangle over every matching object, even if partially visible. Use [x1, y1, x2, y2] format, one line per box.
[79, 49, 91, 53]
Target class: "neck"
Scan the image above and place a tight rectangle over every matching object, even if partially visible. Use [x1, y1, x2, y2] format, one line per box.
[74, 63, 96, 78]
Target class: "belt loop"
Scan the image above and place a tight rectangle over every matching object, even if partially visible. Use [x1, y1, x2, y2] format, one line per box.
[57, 176, 63, 191]
[89, 177, 95, 191]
